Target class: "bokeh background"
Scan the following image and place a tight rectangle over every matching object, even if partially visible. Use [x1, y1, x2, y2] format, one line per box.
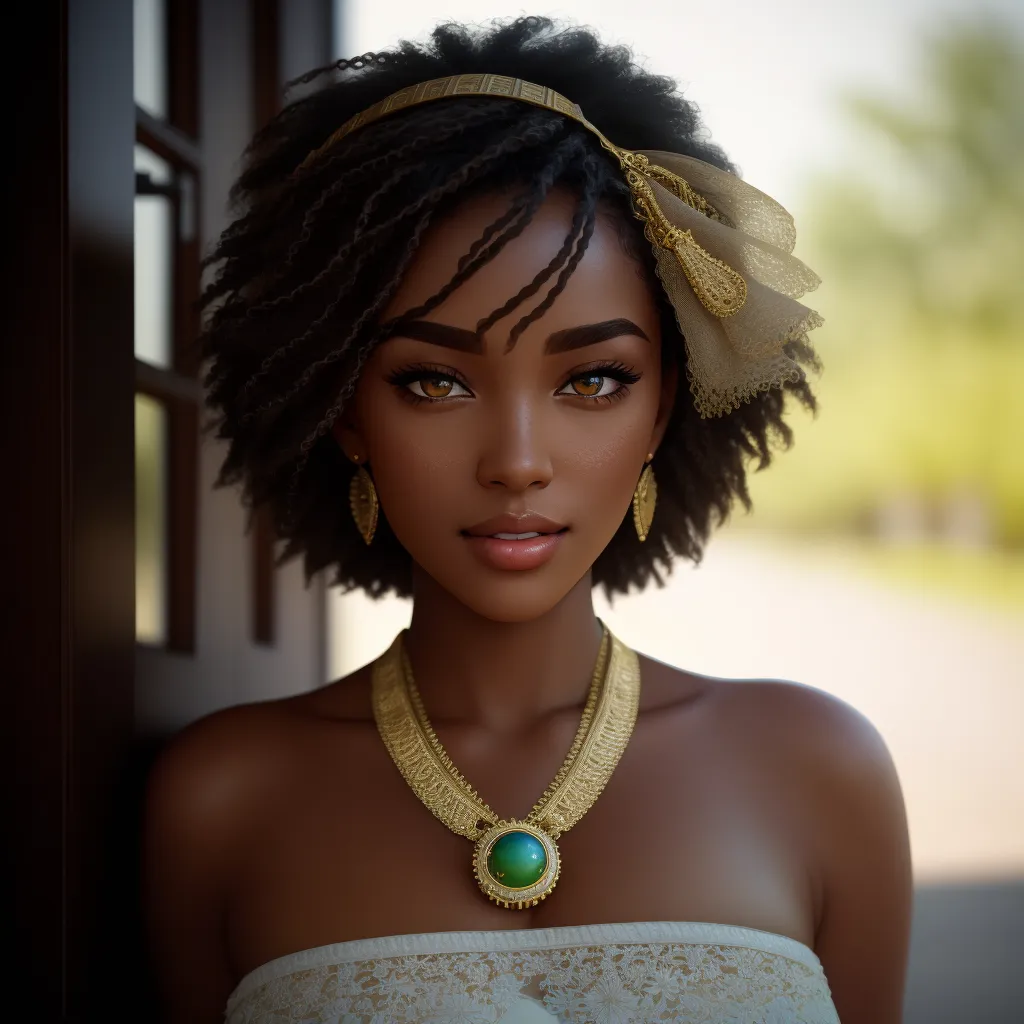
[323, 1, 1024, 1017]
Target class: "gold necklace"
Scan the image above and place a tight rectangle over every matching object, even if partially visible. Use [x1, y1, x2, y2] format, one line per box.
[371, 624, 641, 909]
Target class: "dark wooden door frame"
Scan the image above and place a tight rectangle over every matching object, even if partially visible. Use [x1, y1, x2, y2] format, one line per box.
[4, 1, 136, 1020]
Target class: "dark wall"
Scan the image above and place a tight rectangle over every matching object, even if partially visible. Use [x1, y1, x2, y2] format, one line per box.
[4, 0, 136, 1019]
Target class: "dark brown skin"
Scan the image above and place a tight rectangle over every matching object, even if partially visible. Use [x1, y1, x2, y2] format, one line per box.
[143, 190, 913, 1023]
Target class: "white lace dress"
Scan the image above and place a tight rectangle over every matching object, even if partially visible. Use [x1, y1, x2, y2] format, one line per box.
[224, 921, 840, 1023]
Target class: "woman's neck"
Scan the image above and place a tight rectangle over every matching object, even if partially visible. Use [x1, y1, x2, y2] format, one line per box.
[404, 570, 603, 733]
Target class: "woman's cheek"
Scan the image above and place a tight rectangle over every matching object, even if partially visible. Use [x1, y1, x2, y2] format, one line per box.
[564, 417, 647, 487]
[367, 416, 467, 536]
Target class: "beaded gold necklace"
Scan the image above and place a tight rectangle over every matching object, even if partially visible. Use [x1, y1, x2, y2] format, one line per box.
[371, 624, 641, 909]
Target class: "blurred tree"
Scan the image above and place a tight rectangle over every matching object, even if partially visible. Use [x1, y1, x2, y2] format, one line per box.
[815, 20, 1024, 341]
[743, 20, 1024, 551]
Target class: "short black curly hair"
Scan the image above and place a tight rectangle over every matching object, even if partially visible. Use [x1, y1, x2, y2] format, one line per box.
[200, 16, 817, 600]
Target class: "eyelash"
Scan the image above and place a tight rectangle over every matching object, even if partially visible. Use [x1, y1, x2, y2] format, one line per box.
[386, 361, 643, 405]
[386, 363, 472, 404]
[559, 361, 642, 404]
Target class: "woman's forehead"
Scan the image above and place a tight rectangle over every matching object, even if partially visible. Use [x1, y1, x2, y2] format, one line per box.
[382, 188, 660, 346]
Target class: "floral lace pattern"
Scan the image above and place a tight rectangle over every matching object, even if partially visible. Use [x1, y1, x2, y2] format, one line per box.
[225, 923, 839, 1024]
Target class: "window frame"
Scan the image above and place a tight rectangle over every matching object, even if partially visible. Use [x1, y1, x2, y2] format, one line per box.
[133, 0, 201, 654]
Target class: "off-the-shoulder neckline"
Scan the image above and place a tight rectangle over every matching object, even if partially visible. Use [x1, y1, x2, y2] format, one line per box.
[227, 919, 821, 1009]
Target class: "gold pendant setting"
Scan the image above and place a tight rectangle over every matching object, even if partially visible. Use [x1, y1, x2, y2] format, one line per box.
[473, 820, 561, 909]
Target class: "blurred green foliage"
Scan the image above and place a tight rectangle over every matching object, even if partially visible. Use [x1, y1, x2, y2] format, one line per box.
[744, 19, 1024, 550]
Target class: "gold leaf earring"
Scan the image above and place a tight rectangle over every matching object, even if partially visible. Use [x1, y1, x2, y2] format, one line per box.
[632, 453, 657, 542]
[349, 456, 379, 545]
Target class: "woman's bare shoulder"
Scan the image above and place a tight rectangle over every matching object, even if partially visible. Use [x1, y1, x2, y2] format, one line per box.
[149, 664, 376, 814]
[143, 699, 322, 1022]
[146, 701, 297, 847]
[638, 650, 890, 766]
[686, 673, 912, 1019]
[637, 653, 905, 858]
[712, 673, 899, 784]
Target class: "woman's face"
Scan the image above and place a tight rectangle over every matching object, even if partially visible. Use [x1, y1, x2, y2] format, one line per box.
[337, 188, 675, 622]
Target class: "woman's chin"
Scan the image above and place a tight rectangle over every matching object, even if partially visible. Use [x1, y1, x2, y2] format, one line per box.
[418, 561, 589, 625]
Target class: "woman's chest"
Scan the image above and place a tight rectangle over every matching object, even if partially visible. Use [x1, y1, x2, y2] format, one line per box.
[223, 708, 818, 984]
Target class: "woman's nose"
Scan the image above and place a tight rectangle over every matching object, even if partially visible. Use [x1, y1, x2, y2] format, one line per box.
[475, 400, 553, 492]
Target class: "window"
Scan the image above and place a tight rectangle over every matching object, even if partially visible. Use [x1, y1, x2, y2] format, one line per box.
[133, 0, 200, 651]
[135, 393, 169, 642]
[134, 0, 168, 119]
[133, 0, 280, 650]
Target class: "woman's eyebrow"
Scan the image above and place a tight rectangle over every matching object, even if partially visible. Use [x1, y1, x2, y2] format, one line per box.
[391, 320, 482, 352]
[391, 317, 649, 354]
[545, 319, 650, 353]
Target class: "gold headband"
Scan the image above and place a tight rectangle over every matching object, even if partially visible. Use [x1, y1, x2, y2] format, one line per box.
[300, 74, 822, 417]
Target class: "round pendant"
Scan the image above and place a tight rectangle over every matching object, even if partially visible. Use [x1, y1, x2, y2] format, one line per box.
[473, 820, 560, 910]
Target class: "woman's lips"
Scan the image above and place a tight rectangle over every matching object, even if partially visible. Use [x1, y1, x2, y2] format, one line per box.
[461, 513, 569, 572]
[464, 512, 567, 537]
[463, 531, 566, 571]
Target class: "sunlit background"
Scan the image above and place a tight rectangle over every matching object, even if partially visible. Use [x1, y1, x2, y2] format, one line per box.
[323, 0, 1024, 994]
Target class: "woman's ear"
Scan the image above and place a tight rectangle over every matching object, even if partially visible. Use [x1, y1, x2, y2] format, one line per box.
[332, 414, 365, 463]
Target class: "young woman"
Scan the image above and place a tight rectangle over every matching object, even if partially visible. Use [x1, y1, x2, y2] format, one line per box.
[143, 17, 912, 1024]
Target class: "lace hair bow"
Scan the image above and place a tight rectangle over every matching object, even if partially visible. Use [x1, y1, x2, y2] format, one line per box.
[299, 74, 823, 418]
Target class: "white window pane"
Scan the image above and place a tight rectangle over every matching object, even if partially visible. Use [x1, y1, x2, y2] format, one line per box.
[135, 144, 171, 185]
[134, 0, 168, 118]
[136, 394, 168, 645]
[134, 146, 173, 369]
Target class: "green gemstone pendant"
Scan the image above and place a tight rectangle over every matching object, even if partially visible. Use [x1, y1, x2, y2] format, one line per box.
[473, 820, 560, 909]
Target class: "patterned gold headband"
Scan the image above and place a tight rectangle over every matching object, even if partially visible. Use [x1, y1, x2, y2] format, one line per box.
[300, 74, 822, 417]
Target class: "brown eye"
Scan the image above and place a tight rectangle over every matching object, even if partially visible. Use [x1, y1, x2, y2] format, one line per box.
[406, 376, 469, 400]
[571, 375, 604, 397]
[556, 364, 639, 400]
[420, 378, 454, 398]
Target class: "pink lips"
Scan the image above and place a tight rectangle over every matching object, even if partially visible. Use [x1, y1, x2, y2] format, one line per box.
[462, 513, 568, 572]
